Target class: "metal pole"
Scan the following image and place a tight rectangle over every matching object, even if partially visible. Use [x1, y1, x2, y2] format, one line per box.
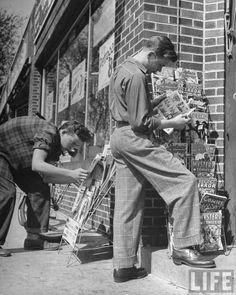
[84, 0, 92, 160]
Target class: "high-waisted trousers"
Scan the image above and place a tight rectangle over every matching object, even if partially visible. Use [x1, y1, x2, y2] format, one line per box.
[110, 126, 201, 269]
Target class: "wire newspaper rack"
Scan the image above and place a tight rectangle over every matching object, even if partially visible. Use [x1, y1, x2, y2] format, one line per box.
[59, 144, 115, 266]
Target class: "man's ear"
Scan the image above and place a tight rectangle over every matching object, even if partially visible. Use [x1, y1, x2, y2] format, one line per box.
[147, 51, 156, 59]
[60, 129, 67, 135]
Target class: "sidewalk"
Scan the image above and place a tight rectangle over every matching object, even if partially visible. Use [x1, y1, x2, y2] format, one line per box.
[0, 201, 188, 295]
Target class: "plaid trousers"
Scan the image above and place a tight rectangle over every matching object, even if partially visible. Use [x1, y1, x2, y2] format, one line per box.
[110, 126, 201, 269]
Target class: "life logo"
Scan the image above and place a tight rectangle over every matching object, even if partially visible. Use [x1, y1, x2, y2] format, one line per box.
[189, 269, 234, 293]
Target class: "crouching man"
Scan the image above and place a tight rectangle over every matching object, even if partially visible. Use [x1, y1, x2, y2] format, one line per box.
[0, 116, 92, 257]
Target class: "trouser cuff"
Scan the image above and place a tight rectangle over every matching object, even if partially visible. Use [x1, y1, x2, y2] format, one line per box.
[113, 254, 138, 269]
[173, 233, 202, 248]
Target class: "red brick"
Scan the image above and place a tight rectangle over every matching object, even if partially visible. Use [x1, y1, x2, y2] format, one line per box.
[181, 27, 202, 38]
[205, 45, 224, 54]
[181, 44, 202, 54]
[206, 11, 224, 20]
[180, 61, 202, 71]
[144, 3, 156, 12]
[181, 9, 203, 20]
[144, 21, 155, 30]
[180, 1, 193, 9]
[205, 55, 216, 62]
[156, 23, 176, 34]
[205, 21, 216, 29]
[156, 6, 177, 15]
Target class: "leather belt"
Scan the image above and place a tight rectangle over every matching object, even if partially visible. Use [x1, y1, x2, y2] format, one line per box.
[115, 121, 129, 127]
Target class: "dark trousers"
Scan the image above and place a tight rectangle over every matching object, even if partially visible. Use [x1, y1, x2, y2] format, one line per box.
[0, 157, 50, 245]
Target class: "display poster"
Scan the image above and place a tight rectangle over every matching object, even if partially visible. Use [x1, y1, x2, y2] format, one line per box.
[45, 91, 54, 121]
[71, 59, 86, 105]
[98, 34, 114, 91]
[58, 74, 69, 112]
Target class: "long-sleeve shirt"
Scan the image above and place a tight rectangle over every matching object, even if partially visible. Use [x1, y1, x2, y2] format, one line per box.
[109, 57, 161, 134]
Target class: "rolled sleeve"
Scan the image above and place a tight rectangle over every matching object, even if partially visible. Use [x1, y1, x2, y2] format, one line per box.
[33, 131, 53, 152]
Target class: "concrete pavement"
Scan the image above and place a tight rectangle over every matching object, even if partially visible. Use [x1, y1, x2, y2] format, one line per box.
[0, 199, 188, 295]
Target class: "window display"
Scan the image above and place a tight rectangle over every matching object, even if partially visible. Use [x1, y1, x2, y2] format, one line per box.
[43, 0, 115, 161]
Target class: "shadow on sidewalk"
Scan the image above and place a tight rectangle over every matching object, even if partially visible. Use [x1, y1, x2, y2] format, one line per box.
[68, 231, 113, 264]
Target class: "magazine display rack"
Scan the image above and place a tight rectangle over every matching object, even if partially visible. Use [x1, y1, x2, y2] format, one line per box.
[151, 67, 229, 257]
[60, 145, 115, 266]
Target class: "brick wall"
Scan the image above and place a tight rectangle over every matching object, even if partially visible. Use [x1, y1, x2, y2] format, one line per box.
[204, 0, 225, 189]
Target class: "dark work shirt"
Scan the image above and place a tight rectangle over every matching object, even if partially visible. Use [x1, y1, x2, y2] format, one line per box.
[109, 56, 161, 133]
[0, 116, 62, 173]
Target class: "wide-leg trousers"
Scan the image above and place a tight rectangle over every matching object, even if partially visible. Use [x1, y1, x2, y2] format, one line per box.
[0, 156, 50, 245]
[110, 126, 201, 269]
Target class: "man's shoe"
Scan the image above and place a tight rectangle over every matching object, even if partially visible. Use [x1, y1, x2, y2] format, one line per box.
[24, 238, 61, 251]
[172, 248, 216, 268]
[0, 246, 11, 257]
[113, 266, 148, 283]
[39, 232, 62, 243]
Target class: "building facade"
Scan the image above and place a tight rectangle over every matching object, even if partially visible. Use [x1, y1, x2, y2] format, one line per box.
[0, 0, 235, 244]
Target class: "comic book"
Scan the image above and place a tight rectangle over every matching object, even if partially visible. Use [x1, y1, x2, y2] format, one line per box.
[151, 68, 202, 135]
[152, 90, 192, 134]
[200, 192, 227, 213]
[190, 143, 216, 177]
[199, 211, 225, 252]
[197, 177, 217, 197]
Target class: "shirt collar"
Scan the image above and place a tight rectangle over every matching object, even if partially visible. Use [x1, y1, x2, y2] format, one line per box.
[127, 56, 148, 74]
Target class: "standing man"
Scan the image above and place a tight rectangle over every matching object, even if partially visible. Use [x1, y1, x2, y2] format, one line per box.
[109, 36, 216, 283]
[0, 116, 92, 257]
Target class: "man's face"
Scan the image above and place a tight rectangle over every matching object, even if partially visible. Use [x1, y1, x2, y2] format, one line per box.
[60, 132, 83, 155]
[147, 53, 176, 73]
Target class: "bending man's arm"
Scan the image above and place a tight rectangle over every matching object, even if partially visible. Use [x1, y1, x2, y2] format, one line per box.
[32, 149, 88, 184]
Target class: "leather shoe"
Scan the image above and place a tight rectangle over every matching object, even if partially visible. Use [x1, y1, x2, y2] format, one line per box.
[172, 248, 216, 268]
[24, 238, 61, 251]
[113, 266, 148, 283]
[0, 246, 11, 257]
[39, 232, 62, 243]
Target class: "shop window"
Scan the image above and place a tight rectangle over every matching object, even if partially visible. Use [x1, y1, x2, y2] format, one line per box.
[87, 0, 115, 147]
[57, 23, 88, 127]
[43, 0, 115, 162]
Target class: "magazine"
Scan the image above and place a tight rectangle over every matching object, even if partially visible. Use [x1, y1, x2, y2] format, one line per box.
[153, 90, 192, 134]
[200, 192, 227, 213]
[197, 177, 217, 197]
[200, 211, 225, 252]
[190, 143, 216, 177]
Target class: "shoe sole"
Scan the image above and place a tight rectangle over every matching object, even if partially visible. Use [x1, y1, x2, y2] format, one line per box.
[173, 258, 216, 268]
[114, 272, 148, 283]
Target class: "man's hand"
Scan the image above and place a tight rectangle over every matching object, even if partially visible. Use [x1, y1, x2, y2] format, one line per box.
[70, 168, 89, 184]
[170, 114, 191, 130]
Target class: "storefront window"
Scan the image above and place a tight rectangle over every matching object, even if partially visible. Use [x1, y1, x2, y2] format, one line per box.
[57, 21, 88, 127]
[43, 0, 115, 160]
[87, 0, 115, 147]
